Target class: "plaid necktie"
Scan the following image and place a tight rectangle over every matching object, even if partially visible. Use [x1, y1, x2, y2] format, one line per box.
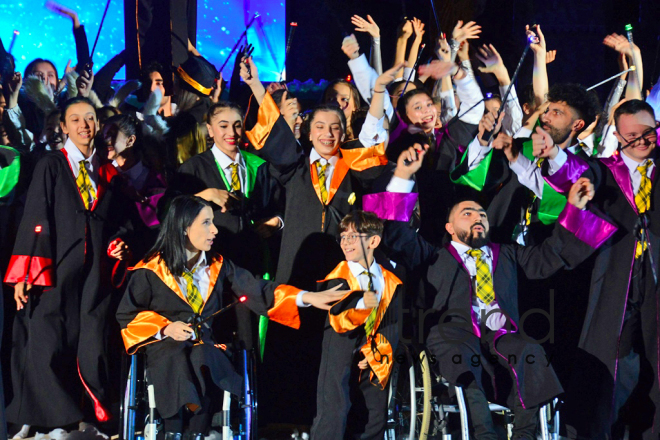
[361, 271, 378, 335]
[181, 266, 204, 314]
[229, 163, 241, 192]
[76, 160, 97, 209]
[316, 161, 328, 204]
[635, 161, 653, 258]
[467, 249, 495, 305]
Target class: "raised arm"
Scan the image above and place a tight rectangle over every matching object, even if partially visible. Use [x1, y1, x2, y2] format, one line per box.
[527, 25, 549, 109]
[394, 20, 413, 79]
[603, 33, 643, 100]
[351, 15, 382, 75]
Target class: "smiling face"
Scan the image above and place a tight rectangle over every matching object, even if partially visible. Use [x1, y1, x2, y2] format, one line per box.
[207, 108, 243, 158]
[405, 92, 437, 133]
[540, 101, 584, 146]
[339, 225, 380, 266]
[149, 71, 170, 107]
[185, 206, 218, 253]
[446, 201, 489, 248]
[103, 123, 135, 161]
[60, 102, 97, 151]
[309, 110, 344, 159]
[391, 82, 416, 109]
[615, 111, 658, 163]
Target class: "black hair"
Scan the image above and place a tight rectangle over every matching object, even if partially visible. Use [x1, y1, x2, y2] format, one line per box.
[547, 83, 600, 130]
[339, 210, 384, 237]
[206, 100, 244, 123]
[614, 99, 656, 128]
[520, 84, 535, 108]
[103, 113, 143, 157]
[144, 195, 212, 277]
[24, 58, 59, 82]
[271, 89, 297, 107]
[59, 97, 96, 123]
[397, 88, 433, 125]
[137, 61, 168, 102]
[446, 198, 485, 222]
[304, 103, 347, 134]
[322, 79, 361, 112]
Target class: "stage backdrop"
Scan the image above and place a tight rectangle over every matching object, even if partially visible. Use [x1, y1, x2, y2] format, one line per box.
[0, 0, 284, 81]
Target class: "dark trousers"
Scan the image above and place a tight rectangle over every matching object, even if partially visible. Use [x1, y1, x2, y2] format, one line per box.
[311, 326, 388, 440]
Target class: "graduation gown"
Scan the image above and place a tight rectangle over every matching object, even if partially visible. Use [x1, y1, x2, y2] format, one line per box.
[3, 150, 128, 427]
[376, 192, 617, 409]
[115, 254, 303, 419]
[542, 151, 660, 437]
[311, 261, 402, 439]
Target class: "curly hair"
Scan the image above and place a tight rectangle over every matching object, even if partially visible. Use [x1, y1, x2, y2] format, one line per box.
[547, 83, 600, 128]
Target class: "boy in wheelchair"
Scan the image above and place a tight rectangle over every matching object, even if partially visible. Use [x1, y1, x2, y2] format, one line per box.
[310, 210, 404, 439]
[116, 195, 345, 439]
[372, 146, 617, 439]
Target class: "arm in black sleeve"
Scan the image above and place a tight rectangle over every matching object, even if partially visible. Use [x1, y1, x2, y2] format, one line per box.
[92, 50, 127, 103]
[74, 25, 91, 74]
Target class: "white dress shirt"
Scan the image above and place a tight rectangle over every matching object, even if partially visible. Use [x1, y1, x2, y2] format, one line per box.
[620, 153, 655, 194]
[455, 73, 485, 126]
[211, 145, 246, 192]
[499, 84, 523, 137]
[358, 112, 388, 148]
[450, 242, 507, 331]
[349, 260, 384, 309]
[63, 137, 99, 192]
[346, 54, 394, 121]
[309, 149, 340, 194]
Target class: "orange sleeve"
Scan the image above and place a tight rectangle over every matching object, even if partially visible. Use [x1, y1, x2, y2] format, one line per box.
[245, 92, 282, 150]
[268, 284, 303, 329]
[121, 311, 172, 354]
[340, 142, 388, 172]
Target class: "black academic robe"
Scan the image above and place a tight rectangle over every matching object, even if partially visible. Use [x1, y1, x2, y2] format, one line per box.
[542, 151, 660, 437]
[380, 198, 616, 409]
[245, 92, 389, 425]
[386, 118, 483, 245]
[311, 261, 403, 439]
[3, 150, 129, 427]
[115, 254, 303, 419]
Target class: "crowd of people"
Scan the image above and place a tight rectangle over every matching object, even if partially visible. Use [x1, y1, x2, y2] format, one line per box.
[0, 3, 659, 440]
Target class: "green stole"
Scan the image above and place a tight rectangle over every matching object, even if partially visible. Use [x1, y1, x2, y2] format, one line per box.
[0, 146, 21, 202]
[213, 149, 266, 198]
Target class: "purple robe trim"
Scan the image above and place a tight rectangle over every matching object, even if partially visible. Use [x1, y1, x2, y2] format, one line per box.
[362, 192, 418, 222]
[136, 192, 164, 228]
[602, 154, 638, 214]
[543, 150, 589, 194]
[557, 203, 618, 249]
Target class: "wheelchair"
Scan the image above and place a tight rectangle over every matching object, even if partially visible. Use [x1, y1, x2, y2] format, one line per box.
[118, 343, 258, 440]
[385, 343, 560, 440]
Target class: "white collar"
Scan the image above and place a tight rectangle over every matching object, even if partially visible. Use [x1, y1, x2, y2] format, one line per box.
[63, 138, 96, 164]
[188, 251, 208, 272]
[621, 150, 654, 173]
[212, 145, 245, 170]
[347, 259, 382, 280]
[450, 241, 492, 259]
[309, 148, 339, 167]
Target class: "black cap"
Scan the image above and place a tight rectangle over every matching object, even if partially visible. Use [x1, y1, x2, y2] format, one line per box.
[176, 55, 217, 97]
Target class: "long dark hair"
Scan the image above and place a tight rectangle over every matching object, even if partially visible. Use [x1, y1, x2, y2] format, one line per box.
[103, 113, 144, 159]
[144, 195, 211, 276]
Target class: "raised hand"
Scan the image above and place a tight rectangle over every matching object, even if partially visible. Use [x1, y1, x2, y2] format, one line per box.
[239, 56, 260, 87]
[532, 126, 559, 159]
[436, 35, 451, 62]
[7, 72, 22, 109]
[477, 111, 505, 146]
[76, 69, 94, 98]
[341, 34, 360, 60]
[46, 0, 81, 28]
[302, 284, 349, 310]
[492, 133, 517, 162]
[568, 177, 595, 210]
[375, 62, 405, 89]
[476, 44, 508, 80]
[210, 73, 222, 104]
[452, 20, 481, 44]
[279, 90, 299, 131]
[603, 33, 638, 58]
[351, 14, 380, 39]
[411, 17, 425, 41]
[526, 24, 544, 54]
[546, 50, 557, 64]
[418, 59, 455, 79]
[394, 143, 429, 180]
[398, 19, 413, 39]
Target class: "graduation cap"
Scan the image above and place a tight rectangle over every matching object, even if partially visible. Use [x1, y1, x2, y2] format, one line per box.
[176, 55, 217, 97]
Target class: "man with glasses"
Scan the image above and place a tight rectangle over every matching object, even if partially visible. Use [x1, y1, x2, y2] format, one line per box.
[538, 99, 660, 438]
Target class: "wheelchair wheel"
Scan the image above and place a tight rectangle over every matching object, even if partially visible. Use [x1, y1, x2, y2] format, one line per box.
[386, 345, 432, 440]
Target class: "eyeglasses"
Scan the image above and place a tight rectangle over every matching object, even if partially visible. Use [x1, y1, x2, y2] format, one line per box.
[621, 126, 658, 150]
[337, 234, 371, 245]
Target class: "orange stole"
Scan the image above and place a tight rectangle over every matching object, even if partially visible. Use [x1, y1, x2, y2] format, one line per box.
[324, 261, 402, 388]
[310, 158, 350, 205]
[245, 91, 281, 150]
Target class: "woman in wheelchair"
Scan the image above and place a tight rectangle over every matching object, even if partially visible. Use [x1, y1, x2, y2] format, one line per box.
[116, 195, 345, 439]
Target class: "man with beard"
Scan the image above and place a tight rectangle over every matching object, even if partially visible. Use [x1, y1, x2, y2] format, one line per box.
[369, 145, 617, 439]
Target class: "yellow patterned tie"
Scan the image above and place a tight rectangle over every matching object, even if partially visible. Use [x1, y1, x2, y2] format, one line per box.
[76, 160, 97, 209]
[635, 161, 653, 258]
[181, 266, 204, 314]
[361, 271, 378, 335]
[467, 249, 495, 305]
[229, 163, 241, 192]
[316, 161, 328, 204]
